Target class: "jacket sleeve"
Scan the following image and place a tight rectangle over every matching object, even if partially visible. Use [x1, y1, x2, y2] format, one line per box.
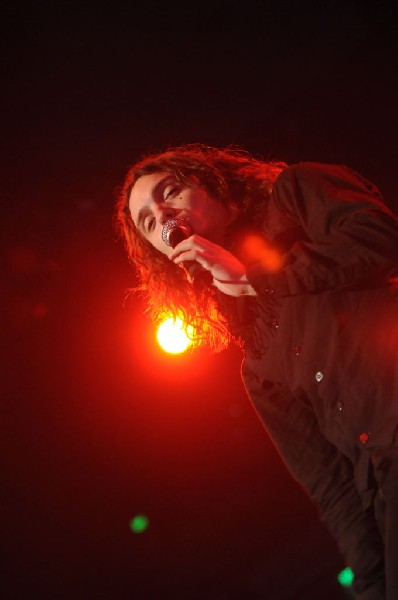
[241, 360, 385, 596]
[247, 162, 398, 296]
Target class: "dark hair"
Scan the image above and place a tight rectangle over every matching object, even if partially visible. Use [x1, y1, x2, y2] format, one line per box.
[115, 144, 286, 351]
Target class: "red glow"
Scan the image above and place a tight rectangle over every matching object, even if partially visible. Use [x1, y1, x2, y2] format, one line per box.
[33, 302, 49, 318]
[156, 317, 193, 354]
[240, 235, 283, 272]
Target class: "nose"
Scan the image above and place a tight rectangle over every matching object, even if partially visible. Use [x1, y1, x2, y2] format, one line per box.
[152, 202, 176, 225]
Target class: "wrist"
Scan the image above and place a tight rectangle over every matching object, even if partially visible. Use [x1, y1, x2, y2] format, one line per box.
[213, 273, 257, 296]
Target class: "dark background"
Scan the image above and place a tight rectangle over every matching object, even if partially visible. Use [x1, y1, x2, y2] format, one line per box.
[2, 1, 397, 598]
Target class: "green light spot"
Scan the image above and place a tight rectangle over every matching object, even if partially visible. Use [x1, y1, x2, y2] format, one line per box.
[129, 514, 149, 534]
[338, 567, 354, 587]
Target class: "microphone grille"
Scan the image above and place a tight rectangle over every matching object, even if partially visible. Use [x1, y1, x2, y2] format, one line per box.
[162, 219, 193, 247]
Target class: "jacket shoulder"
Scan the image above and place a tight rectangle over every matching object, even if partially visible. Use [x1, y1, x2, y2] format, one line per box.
[276, 162, 357, 183]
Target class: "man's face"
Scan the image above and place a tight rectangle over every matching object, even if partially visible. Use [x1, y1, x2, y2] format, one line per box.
[129, 171, 234, 256]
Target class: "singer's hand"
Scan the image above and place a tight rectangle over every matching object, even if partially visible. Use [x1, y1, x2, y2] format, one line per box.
[169, 235, 257, 297]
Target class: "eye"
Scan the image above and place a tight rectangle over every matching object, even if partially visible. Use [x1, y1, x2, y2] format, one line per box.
[164, 185, 178, 200]
[144, 215, 155, 233]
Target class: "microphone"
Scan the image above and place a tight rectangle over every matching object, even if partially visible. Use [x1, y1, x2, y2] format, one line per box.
[162, 218, 213, 291]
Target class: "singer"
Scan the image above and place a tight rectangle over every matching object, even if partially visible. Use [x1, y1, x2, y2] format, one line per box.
[115, 144, 398, 599]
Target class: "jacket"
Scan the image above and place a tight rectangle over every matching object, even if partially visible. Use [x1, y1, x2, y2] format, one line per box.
[235, 162, 398, 595]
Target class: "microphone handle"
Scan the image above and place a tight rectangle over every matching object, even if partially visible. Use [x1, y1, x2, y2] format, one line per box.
[184, 261, 213, 291]
[168, 227, 213, 291]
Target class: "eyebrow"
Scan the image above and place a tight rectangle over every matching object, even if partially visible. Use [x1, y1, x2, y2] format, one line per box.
[134, 175, 176, 234]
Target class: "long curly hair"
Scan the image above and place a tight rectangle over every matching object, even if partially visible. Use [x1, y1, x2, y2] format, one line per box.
[114, 144, 286, 351]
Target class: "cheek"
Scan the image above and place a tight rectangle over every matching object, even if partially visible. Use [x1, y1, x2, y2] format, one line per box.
[151, 235, 171, 257]
[190, 194, 213, 220]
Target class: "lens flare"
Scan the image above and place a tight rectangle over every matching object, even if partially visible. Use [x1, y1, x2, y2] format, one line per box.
[337, 567, 354, 587]
[129, 514, 149, 534]
[156, 317, 193, 354]
[240, 234, 282, 272]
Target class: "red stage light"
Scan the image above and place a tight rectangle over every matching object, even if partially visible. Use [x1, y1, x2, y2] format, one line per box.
[156, 317, 193, 354]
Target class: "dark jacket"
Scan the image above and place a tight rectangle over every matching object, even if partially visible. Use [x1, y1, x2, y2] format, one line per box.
[234, 162, 398, 595]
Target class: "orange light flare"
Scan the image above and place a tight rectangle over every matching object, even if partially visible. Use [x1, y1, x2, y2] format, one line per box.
[239, 234, 283, 272]
[156, 316, 194, 355]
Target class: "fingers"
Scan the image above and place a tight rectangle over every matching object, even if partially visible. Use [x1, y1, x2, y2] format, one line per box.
[167, 235, 250, 295]
[168, 235, 212, 261]
[171, 247, 211, 271]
